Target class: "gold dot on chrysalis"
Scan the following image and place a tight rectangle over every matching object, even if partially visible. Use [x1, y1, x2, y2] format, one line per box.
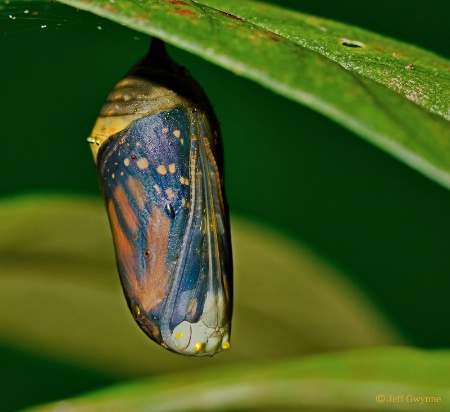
[133, 235, 138, 241]
[176, 332, 183, 339]
[134, 305, 141, 316]
[193, 342, 205, 352]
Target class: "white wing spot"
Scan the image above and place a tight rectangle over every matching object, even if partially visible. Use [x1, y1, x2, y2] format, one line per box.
[137, 158, 149, 170]
[166, 188, 175, 200]
[156, 165, 167, 175]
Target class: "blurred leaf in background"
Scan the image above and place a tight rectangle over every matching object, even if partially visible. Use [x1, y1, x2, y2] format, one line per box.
[0, 195, 402, 376]
[19, 347, 450, 412]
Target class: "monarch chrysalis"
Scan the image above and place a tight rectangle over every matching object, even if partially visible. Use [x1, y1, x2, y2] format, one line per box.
[88, 39, 232, 356]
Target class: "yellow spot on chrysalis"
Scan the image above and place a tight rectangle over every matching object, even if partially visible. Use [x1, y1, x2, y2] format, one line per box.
[193, 342, 205, 352]
[137, 158, 149, 170]
[173, 130, 181, 138]
[124, 158, 130, 166]
[162, 127, 169, 133]
[222, 342, 231, 350]
[156, 165, 167, 175]
[154, 184, 162, 194]
[134, 305, 141, 316]
[176, 332, 183, 339]
[165, 188, 174, 200]
[168, 163, 176, 174]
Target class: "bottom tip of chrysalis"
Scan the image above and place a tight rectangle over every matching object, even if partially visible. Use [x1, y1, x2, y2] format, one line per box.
[168, 319, 231, 356]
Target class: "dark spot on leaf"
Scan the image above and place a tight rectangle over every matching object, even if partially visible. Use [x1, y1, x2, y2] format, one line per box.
[259, 32, 280, 42]
[405, 64, 414, 70]
[341, 38, 365, 48]
[104, 4, 119, 13]
[218, 11, 246, 22]
[176, 8, 194, 16]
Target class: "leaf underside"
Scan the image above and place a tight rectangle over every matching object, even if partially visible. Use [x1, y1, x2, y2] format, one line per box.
[45, 0, 450, 190]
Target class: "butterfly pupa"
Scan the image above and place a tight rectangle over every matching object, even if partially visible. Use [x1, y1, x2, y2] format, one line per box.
[88, 39, 232, 356]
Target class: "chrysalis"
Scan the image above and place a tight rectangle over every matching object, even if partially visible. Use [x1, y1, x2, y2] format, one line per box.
[88, 39, 232, 356]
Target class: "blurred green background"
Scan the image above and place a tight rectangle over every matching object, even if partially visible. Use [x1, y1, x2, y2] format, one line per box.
[1, 0, 449, 410]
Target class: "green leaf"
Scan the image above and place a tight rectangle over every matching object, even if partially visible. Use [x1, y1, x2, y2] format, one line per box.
[20, 347, 450, 411]
[0, 195, 402, 378]
[43, 0, 450, 190]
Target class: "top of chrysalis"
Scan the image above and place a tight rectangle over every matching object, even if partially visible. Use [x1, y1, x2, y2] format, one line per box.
[89, 38, 218, 161]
